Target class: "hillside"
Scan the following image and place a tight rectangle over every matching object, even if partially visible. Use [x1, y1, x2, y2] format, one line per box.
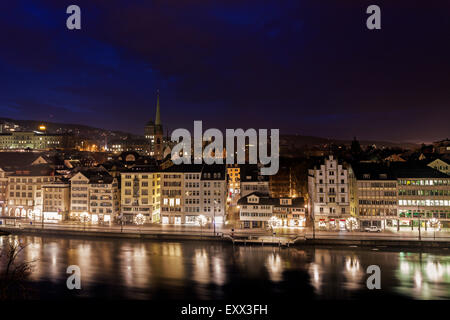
[280, 134, 419, 150]
[0, 117, 419, 150]
[0, 117, 141, 142]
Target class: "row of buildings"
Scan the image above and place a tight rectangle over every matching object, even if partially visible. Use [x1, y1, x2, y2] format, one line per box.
[0, 129, 74, 150]
[0, 150, 308, 228]
[0, 150, 449, 230]
[308, 155, 450, 230]
[0, 153, 229, 226]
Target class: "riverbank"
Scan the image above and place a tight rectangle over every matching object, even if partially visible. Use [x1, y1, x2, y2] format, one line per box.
[2, 225, 450, 249]
[0, 226, 228, 242]
[295, 238, 450, 249]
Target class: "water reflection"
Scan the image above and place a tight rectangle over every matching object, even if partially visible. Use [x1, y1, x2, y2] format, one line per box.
[192, 249, 226, 286]
[395, 252, 450, 299]
[0, 234, 449, 300]
[158, 243, 185, 280]
[308, 263, 322, 294]
[343, 256, 364, 290]
[120, 244, 151, 288]
[193, 249, 209, 284]
[265, 253, 284, 282]
[211, 256, 225, 286]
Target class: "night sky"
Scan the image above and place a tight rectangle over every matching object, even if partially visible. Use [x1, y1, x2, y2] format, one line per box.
[0, 0, 449, 143]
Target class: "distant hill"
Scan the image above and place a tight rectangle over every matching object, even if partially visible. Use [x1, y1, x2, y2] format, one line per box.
[279, 134, 419, 150]
[0, 117, 141, 143]
[0, 117, 418, 150]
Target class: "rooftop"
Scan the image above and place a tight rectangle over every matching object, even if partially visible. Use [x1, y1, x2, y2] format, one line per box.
[238, 192, 305, 207]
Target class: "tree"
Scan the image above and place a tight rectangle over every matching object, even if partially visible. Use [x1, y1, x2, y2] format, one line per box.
[0, 241, 35, 299]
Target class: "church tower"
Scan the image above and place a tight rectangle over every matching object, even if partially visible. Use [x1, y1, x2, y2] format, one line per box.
[144, 90, 164, 160]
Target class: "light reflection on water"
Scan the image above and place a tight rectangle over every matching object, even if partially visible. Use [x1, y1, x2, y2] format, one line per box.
[395, 252, 450, 299]
[1, 235, 449, 299]
[265, 253, 284, 282]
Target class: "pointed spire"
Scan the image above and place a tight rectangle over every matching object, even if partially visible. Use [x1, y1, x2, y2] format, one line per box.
[155, 89, 161, 126]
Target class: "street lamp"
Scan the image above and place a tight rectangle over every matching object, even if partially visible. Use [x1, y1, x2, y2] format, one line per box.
[346, 217, 358, 232]
[428, 218, 440, 240]
[198, 214, 206, 237]
[417, 205, 421, 241]
[134, 213, 145, 233]
[213, 200, 217, 236]
[35, 209, 44, 229]
[80, 212, 90, 231]
[118, 213, 124, 233]
[306, 203, 315, 240]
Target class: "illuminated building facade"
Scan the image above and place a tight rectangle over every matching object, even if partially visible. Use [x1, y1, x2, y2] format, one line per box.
[0, 168, 8, 215]
[42, 180, 70, 222]
[120, 167, 161, 224]
[238, 192, 306, 229]
[396, 167, 450, 229]
[160, 168, 183, 224]
[308, 155, 351, 230]
[182, 165, 203, 224]
[0, 131, 65, 150]
[427, 158, 450, 175]
[350, 163, 398, 230]
[6, 164, 56, 219]
[226, 164, 240, 195]
[200, 165, 227, 225]
[160, 164, 227, 225]
[69, 169, 120, 224]
[108, 139, 148, 154]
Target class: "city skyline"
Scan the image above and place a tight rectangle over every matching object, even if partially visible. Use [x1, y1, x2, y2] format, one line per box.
[1, 1, 449, 143]
[1, 0, 450, 307]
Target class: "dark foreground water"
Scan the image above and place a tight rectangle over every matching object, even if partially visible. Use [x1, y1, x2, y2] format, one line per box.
[1, 235, 449, 300]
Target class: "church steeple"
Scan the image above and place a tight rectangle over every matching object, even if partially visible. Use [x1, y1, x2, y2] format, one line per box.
[155, 89, 161, 126]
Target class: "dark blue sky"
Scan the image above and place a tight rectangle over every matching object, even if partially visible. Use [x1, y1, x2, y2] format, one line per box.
[1, 0, 449, 143]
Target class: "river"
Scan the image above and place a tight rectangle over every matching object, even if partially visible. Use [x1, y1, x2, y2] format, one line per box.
[0, 234, 449, 300]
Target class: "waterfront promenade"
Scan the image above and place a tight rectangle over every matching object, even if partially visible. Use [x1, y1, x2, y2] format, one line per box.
[1, 221, 450, 248]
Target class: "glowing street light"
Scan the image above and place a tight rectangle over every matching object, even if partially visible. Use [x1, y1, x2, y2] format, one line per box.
[80, 212, 90, 231]
[134, 213, 145, 225]
[198, 214, 207, 237]
[346, 217, 358, 232]
[134, 213, 145, 233]
[427, 218, 441, 240]
[269, 216, 281, 228]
